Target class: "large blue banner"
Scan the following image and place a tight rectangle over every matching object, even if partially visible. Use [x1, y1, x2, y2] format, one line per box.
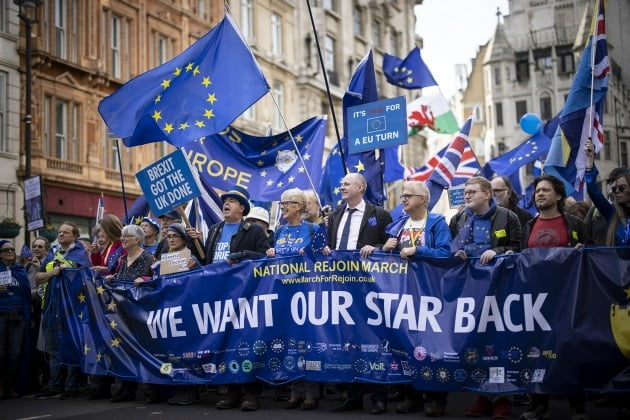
[55, 248, 630, 393]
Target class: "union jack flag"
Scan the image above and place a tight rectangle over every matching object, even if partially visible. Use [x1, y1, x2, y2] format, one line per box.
[425, 117, 474, 210]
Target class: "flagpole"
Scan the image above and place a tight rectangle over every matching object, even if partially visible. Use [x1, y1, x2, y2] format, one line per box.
[114, 139, 129, 222]
[306, 0, 348, 174]
[587, 0, 598, 145]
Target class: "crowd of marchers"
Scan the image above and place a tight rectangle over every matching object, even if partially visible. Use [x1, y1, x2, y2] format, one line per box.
[0, 139, 628, 420]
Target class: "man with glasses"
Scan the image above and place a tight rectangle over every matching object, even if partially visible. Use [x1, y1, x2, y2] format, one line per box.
[491, 176, 533, 228]
[450, 177, 521, 265]
[382, 181, 451, 416]
[323, 173, 392, 414]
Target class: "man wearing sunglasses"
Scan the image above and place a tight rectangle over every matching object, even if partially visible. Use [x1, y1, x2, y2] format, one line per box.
[584, 166, 629, 245]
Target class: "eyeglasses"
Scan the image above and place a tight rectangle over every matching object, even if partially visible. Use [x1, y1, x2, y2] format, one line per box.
[612, 185, 627, 194]
[463, 190, 482, 196]
[165, 234, 183, 240]
[1, 248, 15, 253]
[279, 201, 300, 206]
[399, 194, 422, 201]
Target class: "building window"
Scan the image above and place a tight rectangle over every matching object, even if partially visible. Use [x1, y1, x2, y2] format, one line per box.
[70, 0, 78, 62]
[495, 102, 503, 126]
[157, 34, 168, 65]
[539, 96, 552, 121]
[44, 95, 80, 161]
[323, 0, 335, 11]
[273, 81, 284, 130]
[515, 52, 529, 83]
[534, 48, 552, 71]
[353, 7, 363, 37]
[515, 100, 527, 122]
[621, 141, 628, 167]
[604, 130, 611, 160]
[55, 0, 66, 59]
[271, 12, 282, 56]
[0, 72, 5, 152]
[324, 35, 335, 72]
[557, 46, 574, 74]
[473, 104, 483, 123]
[0, 0, 5, 33]
[196, 0, 206, 18]
[111, 15, 121, 78]
[494, 67, 501, 86]
[372, 20, 382, 48]
[390, 29, 399, 57]
[487, 105, 492, 129]
[241, 0, 253, 39]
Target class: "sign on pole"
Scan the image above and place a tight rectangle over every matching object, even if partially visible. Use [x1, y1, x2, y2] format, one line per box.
[136, 149, 203, 216]
[347, 96, 407, 154]
[24, 175, 45, 231]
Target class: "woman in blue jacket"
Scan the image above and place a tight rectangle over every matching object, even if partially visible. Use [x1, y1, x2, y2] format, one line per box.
[383, 181, 451, 259]
[0, 240, 31, 398]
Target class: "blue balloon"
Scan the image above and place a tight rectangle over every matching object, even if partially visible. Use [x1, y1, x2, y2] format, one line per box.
[520, 113, 542, 135]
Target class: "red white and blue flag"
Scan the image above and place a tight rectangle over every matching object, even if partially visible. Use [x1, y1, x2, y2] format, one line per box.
[426, 117, 474, 210]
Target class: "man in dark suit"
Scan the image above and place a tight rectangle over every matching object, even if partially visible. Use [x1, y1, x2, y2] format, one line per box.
[323, 173, 392, 414]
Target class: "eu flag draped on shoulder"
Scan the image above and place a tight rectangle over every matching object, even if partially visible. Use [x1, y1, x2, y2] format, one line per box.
[183, 116, 327, 202]
[98, 14, 269, 147]
[341, 50, 385, 207]
[426, 117, 474, 210]
[543, 0, 609, 194]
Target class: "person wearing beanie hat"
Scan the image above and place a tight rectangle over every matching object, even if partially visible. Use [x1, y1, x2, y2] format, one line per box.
[141, 217, 160, 255]
[154, 210, 183, 260]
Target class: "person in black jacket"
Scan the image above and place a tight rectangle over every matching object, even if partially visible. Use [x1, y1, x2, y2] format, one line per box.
[188, 185, 268, 411]
[491, 176, 533, 228]
[322, 173, 392, 415]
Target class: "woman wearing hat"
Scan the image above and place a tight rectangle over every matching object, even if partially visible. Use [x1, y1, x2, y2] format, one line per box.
[140, 217, 160, 255]
[0, 240, 31, 398]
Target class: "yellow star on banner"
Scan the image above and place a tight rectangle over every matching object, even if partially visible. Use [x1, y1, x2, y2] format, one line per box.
[288, 176, 295, 183]
[185, 62, 194, 71]
[261, 150, 267, 155]
[203, 109, 215, 119]
[354, 160, 365, 172]
[192, 66, 200, 76]
[107, 301, 117, 312]
[111, 337, 121, 348]
[109, 319, 118, 329]
[295, 135, 303, 143]
[303, 153, 311, 160]
[201, 76, 212, 87]
[277, 181, 283, 188]
[334, 187, 340, 194]
[406, 77, 413, 84]
[298, 166, 305, 173]
[96, 352, 102, 362]
[260, 170, 267, 177]
[401, 67, 407, 73]
[152, 110, 162, 122]
[174, 67, 182, 76]
[160, 79, 171, 89]
[625, 287, 630, 299]
[84, 344, 90, 354]
[257, 160, 264, 167]
[178, 122, 189, 130]
[206, 93, 217, 104]
[96, 285, 105, 295]
[78, 312, 83, 321]
[393, 67, 399, 73]
[77, 293, 86, 303]
[154, 94, 161, 104]
[266, 180, 273, 186]
[134, 216, 143, 224]
[194, 120, 205, 128]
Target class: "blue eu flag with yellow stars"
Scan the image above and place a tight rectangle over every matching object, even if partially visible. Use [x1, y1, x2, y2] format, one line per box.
[99, 14, 269, 148]
[383, 47, 438, 89]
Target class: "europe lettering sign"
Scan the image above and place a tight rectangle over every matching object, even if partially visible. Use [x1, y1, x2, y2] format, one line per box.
[348, 96, 407, 154]
[136, 148, 202, 215]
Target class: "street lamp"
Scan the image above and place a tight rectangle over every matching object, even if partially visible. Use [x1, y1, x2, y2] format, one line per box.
[15, 0, 43, 246]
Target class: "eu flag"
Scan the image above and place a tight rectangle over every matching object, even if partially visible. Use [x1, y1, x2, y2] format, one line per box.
[99, 14, 269, 147]
[183, 116, 327, 202]
[319, 145, 345, 208]
[484, 132, 551, 177]
[382, 47, 438, 89]
[342, 50, 385, 207]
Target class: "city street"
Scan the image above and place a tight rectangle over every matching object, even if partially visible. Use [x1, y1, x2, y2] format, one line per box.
[2, 388, 624, 420]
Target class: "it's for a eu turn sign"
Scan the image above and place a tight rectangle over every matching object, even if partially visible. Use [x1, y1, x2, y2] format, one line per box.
[347, 96, 407, 154]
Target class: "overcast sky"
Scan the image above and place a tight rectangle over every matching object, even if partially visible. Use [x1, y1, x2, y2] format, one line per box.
[414, 0, 510, 99]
